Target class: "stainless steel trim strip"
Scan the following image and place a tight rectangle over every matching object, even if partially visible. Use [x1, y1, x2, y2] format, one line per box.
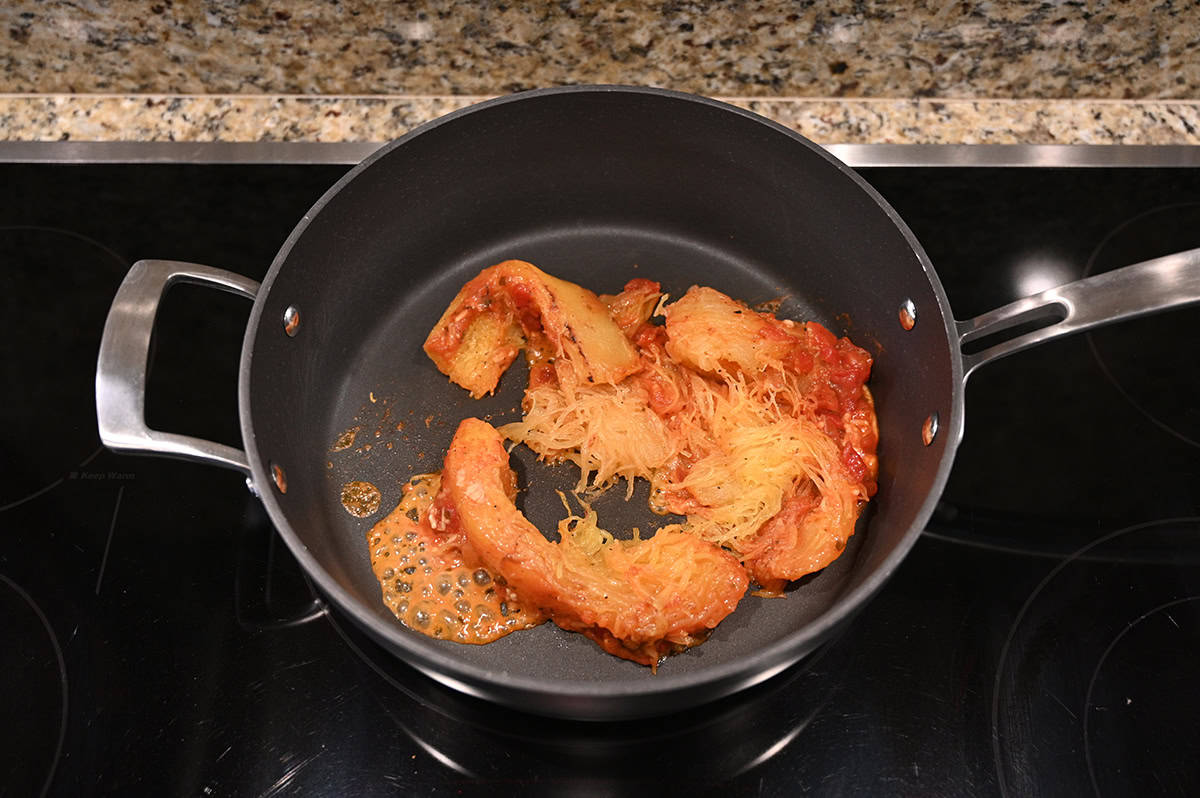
[0, 141, 383, 164]
[824, 144, 1200, 168]
[1, 141, 1198, 167]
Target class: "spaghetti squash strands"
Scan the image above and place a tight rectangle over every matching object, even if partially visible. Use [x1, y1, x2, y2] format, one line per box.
[499, 277, 879, 593]
[439, 418, 748, 667]
[500, 381, 675, 496]
[364, 263, 878, 666]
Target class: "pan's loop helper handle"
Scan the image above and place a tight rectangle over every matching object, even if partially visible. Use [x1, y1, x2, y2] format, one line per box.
[96, 260, 259, 476]
[956, 247, 1200, 382]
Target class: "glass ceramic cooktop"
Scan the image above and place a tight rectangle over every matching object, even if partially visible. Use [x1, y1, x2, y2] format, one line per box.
[2, 156, 1198, 796]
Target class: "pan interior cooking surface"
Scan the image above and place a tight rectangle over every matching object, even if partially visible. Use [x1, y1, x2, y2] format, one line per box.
[316, 225, 869, 685]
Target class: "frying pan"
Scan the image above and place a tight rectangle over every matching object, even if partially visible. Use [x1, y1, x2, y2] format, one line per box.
[95, 86, 1200, 720]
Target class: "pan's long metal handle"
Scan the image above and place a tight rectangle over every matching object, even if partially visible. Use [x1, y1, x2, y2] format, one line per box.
[957, 247, 1200, 380]
[96, 260, 259, 475]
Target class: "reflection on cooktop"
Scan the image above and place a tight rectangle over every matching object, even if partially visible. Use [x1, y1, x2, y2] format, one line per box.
[327, 604, 836, 787]
[866, 167, 1200, 549]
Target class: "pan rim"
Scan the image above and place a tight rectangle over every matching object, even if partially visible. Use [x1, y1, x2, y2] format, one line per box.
[238, 85, 966, 714]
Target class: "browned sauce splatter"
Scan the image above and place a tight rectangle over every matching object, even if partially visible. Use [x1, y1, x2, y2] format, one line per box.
[332, 426, 360, 451]
[752, 296, 786, 314]
[366, 473, 545, 643]
[341, 480, 381, 517]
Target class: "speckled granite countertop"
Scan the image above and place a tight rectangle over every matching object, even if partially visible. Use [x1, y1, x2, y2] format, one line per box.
[2, 1, 1199, 145]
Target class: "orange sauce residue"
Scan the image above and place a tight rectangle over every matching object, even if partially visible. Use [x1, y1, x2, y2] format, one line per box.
[332, 426, 360, 451]
[341, 480, 381, 517]
[366, 474, 545, 643]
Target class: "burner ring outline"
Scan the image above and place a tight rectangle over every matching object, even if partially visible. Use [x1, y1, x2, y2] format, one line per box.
[990, 517, 1200, 798]
[1082, 595, 1200, 798]
[0, 573, 69, 798]
[0, 224, 130, 512]
[1082, 202, 1200, 450]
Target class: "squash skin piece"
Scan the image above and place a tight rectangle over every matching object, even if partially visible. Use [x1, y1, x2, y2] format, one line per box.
[662, 286, 801, 376]
[740, 484, 856, 595]
[660, 285, 877, 589]
[423, 260, 641, 398]
[438, 418, 749, 667]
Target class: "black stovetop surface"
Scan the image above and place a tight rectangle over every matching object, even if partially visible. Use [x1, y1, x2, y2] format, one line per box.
[2, 161, 1198, 796]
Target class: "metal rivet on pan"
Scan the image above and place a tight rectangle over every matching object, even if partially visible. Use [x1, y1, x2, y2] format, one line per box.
[283, 306, 301, 337]
[270, 462, 288, 494]
[921, 412, 939, 446]
[899, 298, 917, 330]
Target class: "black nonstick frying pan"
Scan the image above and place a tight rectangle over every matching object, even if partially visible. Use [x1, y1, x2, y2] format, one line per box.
[96, 86, 1200, 720]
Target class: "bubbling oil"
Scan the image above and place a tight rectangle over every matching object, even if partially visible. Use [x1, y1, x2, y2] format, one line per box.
[366, 473, 545, 643]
